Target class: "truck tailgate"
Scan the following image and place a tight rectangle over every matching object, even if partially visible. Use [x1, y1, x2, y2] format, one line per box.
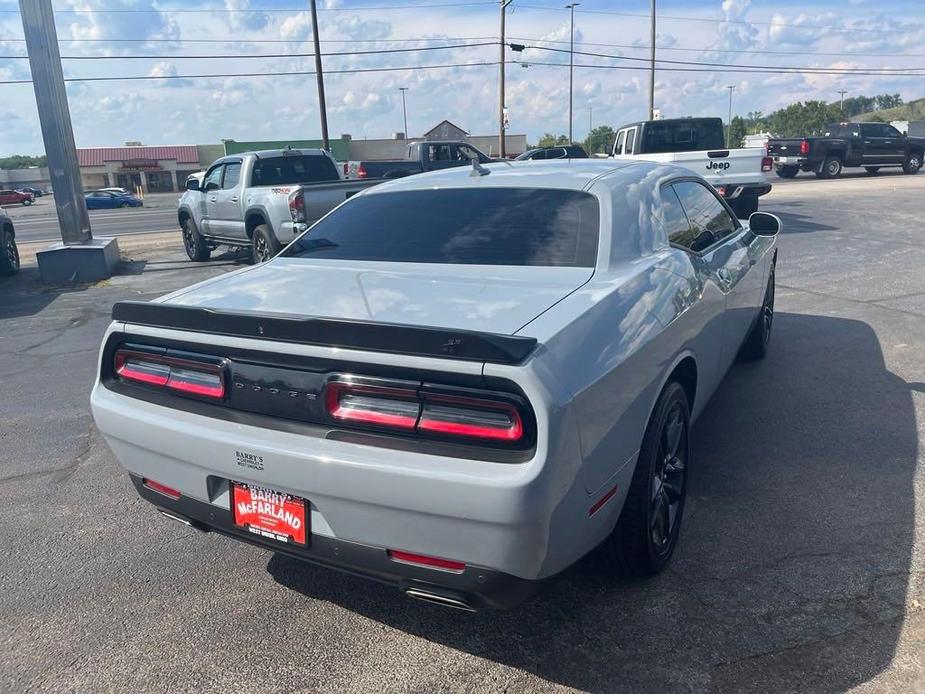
[617, 148, 766, 188]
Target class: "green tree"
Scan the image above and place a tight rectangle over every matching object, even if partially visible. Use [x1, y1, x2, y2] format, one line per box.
[726, 116, 747, 147]
[537, 133, 570, 147]
[583, 125, 615, 154]
[765, 100, 842, 137]
[0, 154, 47, 169]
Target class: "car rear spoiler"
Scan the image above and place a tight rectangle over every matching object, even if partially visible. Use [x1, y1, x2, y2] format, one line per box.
[111, 301, 538, 365]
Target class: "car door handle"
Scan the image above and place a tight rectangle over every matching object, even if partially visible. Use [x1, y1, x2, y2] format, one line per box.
[230, 196, 238, 202]
[209, 196, 217, 202]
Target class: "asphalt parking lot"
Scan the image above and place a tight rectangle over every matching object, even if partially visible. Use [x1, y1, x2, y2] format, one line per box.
[1, 172, 924, 693]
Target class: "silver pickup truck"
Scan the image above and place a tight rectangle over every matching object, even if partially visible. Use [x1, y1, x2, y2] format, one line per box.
[178, 149, 379, 263]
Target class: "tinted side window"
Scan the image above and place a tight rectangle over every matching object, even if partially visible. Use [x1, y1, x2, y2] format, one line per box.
[203, 165, 224, 190]
[284, 188, 600, 267]
[672, 181, 737, 250]
[251, 155, 338, 186]
[222, 162, 241, 189]
[660, 185, 696, 248]
[529, 149, 545, 160]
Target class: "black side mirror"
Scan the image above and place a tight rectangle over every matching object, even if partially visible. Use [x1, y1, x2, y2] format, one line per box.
[204, 181, 220, 192]
[749, 211, 782, 236]
[185, 179, 200, 191]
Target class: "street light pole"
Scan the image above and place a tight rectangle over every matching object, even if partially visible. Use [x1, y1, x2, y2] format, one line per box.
[837, 89, 848, 114]
[648, 0, 656, 119]
[499, 0, 511, 158]
[726, 85, 735, 147]
[566, 3, 580, 143]
[309, 0, 329, 150]
[19, 0, 91, 245]
[398, 87, 409, 139]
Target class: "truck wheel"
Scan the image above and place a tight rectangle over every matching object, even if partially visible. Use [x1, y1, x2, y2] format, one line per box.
[22, 198, 32, 206]
[252, 224, 281, 264]
[775, 166, 799, 179]
[182, 218, 211, 262]
[601, 381, 689, 577]
[902, 153, 922, 175]
[816, 156, 842, 179]
[730, 195, 759, 219]
[864, 167, 880, 175]
[0, 227, 20, 276]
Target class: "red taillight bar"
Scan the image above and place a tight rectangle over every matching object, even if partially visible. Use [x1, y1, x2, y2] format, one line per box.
[114, 349, 225, 400]
[761, 156, 773, 172]
[325, 381, 419, 429]
[387, 549, 465, 573]
[143, 478, 181, 500]
[324, 380, 527, 444]
[799, 139, 810, 156]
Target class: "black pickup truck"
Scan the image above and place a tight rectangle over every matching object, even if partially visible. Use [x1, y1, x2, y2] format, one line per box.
[0, 209, 20, 276]
[768, 122, 925, 179]
[345, 141, 493, 179]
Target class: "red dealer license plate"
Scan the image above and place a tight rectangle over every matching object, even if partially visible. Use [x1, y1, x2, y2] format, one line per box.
[231, 483, 308, 546]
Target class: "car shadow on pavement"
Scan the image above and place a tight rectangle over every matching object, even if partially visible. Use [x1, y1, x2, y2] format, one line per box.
[763, 203, 837, 235]
[268, 312, 917, 693]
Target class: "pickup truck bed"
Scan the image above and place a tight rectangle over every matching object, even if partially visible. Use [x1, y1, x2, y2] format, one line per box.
[178, 149, 379, 264]
[346, 140, 492, 180]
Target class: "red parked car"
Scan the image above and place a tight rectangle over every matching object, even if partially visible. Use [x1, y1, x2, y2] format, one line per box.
[0, 189, 33, 206]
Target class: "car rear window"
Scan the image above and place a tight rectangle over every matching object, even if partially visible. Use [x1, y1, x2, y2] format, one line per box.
[641, 119, 726, 153]
[283, 188, 600, 267]
[251, 155, 339, 186]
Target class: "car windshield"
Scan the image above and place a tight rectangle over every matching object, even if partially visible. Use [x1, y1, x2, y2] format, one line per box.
[283, 188, 600, 267]
[251, 154, 339, 186]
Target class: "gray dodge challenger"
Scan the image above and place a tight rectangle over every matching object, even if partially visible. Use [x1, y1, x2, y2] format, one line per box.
[90, 159, 779, 610]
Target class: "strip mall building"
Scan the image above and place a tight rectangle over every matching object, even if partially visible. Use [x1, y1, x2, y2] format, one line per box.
[2, 122, 527, 193]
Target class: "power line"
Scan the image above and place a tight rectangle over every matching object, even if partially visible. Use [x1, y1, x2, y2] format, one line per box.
[0, 1, 497, 13]
[507, 35, 925, 60]
[522, 44, 925, 75]
[521, 59, 925, 77]
[515, 3, 922, 37]
[0, 59, 503, 85]
[0, 41, 496, 60]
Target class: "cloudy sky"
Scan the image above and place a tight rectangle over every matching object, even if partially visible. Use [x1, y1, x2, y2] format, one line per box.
[0, 0, 923, 156]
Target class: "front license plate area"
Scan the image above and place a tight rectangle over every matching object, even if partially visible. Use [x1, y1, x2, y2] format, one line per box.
[231, 482, 308, 546]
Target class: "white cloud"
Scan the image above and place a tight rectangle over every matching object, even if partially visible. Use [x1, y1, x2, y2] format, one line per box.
[220, 0, 270, 33]
[147, 61, 189, 88]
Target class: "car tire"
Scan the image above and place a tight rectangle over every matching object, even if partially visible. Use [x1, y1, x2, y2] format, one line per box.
[902, 152, 922, 175]
[22, 198, 32, 206]
[775, 166, 799, 179]
[182, 218, 211, 262]
[741, 260, 776, 360]
[602, 380, 690, 577]
[864, 166, 881, 175]
[252, 224, 281, 264]
[816, 156, 842, 179]
[730, 195, 759, 219]
[0, 228, 20, 276]
[120, 202, 131, 208]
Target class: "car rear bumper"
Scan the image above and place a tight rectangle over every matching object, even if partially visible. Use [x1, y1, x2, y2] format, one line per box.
[90, 373, 597, 596]
[129, 473, 542, 610]
[773, 156, 806, 167]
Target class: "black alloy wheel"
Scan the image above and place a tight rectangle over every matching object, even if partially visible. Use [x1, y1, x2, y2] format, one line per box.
[903, 153, 922, 175]
[182, 219, 210, 262]
[603, 381, 690, 576]
[742, 261, 775, 360]
[649, 401, 688, 558]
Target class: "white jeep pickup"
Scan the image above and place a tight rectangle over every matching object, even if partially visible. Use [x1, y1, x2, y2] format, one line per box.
[611, 117, 773, 217]
[178, 148, 379, 264]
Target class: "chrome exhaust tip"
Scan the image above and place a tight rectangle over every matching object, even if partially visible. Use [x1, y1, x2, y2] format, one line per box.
[405, 588, 475, 611]
[158, 508, 208, 532]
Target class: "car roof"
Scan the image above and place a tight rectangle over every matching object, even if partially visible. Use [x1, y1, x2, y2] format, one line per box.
[213, 149, 330, 165]
[362, 158, 688, 193]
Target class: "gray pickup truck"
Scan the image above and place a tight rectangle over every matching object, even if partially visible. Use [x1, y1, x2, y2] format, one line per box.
[345, 140, 493, 180]
[178, 149, 379, 263]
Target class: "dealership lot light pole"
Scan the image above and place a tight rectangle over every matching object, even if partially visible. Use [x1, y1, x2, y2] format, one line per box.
[648, 0, 656, 119]
[310, 0, 330, 151]
[566, 3, 579, 143]
[19, 0, 90, 246]
[499, 0, 512, 158]
[726, 84, 735, 147]
[398, 87, 409, 139]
